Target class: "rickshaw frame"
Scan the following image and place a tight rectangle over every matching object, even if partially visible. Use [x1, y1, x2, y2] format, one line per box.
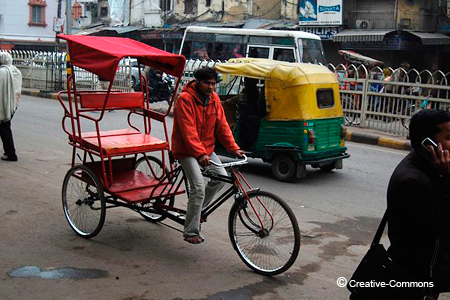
[55, 35, 301, 276]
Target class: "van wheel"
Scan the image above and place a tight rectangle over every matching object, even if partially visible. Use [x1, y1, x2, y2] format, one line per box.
[272, 154, 296, 182]
[320, 162, 335, 172]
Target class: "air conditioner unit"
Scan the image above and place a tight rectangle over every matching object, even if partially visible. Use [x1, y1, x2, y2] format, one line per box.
[356, 20, 373, 30]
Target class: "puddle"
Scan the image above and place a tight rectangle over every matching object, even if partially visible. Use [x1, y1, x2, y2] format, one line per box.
[9, 266, 109, 280]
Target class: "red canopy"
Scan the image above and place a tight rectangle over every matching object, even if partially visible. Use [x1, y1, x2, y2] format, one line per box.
[57, 34, 186, 81]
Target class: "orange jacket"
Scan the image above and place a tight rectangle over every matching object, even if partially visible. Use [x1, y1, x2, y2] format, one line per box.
[172, 80, 239, 159]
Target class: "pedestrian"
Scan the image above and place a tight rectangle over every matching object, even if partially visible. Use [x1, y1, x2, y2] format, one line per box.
[387, 109, 450, 299]
[0, 52, 22, 162]
[392, 61, 410, 94]
[382, 67, 393, 93]
[171, 67, 244, 244]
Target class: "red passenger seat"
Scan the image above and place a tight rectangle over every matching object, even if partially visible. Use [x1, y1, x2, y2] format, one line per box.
[68, 92, 168, 155]
[82, 134, 169, 155]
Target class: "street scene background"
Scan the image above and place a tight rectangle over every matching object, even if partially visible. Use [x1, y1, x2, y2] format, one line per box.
[2, 95, 447, 299]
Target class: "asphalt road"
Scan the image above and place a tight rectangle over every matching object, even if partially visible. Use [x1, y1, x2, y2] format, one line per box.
[1, 95, 448, 300]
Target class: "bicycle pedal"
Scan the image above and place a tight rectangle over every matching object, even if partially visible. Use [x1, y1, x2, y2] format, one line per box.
[167, 210, 183, 218]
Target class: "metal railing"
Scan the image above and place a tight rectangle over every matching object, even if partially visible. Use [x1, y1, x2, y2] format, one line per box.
[6, 50, 135, 92]
[328, 63, 450, 136]
[7, 51, 450, 137]
[182, 59, 450, 137]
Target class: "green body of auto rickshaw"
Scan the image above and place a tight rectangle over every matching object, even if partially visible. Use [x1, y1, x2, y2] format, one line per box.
[215, 58, 350, 182]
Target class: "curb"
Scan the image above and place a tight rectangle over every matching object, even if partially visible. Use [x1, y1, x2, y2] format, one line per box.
[22, 89, 62, 100]
[346, 130, 411, 151]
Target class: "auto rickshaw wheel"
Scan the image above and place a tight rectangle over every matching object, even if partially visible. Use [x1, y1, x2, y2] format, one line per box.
[319, 162, 336, 172]
[271, 154, 296, 182]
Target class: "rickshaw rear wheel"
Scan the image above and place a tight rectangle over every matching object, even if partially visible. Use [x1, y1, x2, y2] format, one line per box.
[271, 154, 296, 182]
[135, 156, 174, 222]
[62, 165, 106, 239]
[319, 162, 336, 172]
[228, 191, 301, 276]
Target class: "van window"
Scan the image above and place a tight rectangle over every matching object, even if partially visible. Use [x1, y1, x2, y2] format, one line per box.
[299, 39, 326, 64]
[249, 36, 272, 44]
[185, 32, 214, 42]
[248, 46, 270, 59]
[215, 34, 245, 44]
[274, 48, 295, 62]
[317, 89, 334, 108]
[272, 37, 295, 45]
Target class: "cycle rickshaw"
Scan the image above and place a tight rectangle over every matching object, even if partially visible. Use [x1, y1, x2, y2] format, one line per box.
[56, 35, 300, 276]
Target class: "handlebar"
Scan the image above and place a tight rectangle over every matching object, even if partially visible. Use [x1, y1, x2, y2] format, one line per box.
[209, 154, 248, 168]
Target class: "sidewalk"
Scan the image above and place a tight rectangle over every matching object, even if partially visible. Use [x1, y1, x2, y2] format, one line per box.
[22, 88, 411, 152]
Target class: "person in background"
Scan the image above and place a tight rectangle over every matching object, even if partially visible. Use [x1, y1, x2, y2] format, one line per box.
[382, 68, 393, 93]
[276, 49, 295, 62]
[232, 45, 244, 58]
[193, 46, 210, 61]
[0, 52, 22, 162]
[239, 78, 266, 150]
[172, 67, 244, 244]
[387, 109, 450, 299]
[392, 61, 410, 94]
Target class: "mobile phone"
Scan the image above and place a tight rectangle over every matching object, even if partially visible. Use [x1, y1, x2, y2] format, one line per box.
[421, 137, 438, 153]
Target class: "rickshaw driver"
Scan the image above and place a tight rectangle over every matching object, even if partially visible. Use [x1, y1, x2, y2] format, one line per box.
[172, 67, 244, 244]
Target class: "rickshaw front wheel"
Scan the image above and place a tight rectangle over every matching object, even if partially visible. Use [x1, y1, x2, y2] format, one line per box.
[228, 191, 301, 276]
[62, 165, 106, 239]
[271, 154, 297, 182]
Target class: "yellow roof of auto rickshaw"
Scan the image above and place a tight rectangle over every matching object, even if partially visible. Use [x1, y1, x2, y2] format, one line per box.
[215, 58, 338, 87]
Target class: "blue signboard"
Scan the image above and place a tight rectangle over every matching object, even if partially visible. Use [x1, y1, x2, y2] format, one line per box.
[299, 0, 342, 25]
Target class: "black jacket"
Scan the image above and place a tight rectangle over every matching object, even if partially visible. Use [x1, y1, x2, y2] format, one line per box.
[387, 150, 450, 292]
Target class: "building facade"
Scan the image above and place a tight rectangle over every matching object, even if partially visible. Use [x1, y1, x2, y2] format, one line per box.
[332, 0, 450, 71]
[0, 0, 59, 50]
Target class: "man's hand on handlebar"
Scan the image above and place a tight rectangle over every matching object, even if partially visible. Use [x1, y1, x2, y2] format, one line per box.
[233, 149, 245, 158]
[198, 154, 211, 167]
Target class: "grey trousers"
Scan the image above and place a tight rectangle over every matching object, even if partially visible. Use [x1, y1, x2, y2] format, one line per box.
[180, 152, 227, 237]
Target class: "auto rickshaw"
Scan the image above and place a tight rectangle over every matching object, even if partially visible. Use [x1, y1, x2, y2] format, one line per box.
[215, 58, 350, 182]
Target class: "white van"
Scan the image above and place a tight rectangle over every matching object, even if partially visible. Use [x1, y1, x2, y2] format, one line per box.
[179, 26, 326, 64]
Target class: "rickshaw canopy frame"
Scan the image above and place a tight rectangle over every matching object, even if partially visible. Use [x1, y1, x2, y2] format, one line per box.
[57, 34, 186, 81]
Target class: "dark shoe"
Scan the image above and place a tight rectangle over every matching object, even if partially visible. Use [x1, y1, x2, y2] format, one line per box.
[1, 155, 18, 161]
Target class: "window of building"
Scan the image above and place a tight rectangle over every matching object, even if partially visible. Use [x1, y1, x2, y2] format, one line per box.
[28, 0, 46, 27]
[184, 0, 195, 14]
[100, 7, 108, 17]
[160, 0, 171, 11]
[90, 3, 98, 19]
[206, 0, 211, 7]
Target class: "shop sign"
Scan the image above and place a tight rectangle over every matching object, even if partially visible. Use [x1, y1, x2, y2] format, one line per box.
[140, 32, 162, 39]
[299, 27, 339, 40]
[299, 0, 342, 25]
[342, 35, 418, 50]
[162, 33, 183, 39]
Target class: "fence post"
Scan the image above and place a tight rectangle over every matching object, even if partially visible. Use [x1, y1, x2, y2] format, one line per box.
[29, 51, 34, 89]
[360, 78, 369, 127]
